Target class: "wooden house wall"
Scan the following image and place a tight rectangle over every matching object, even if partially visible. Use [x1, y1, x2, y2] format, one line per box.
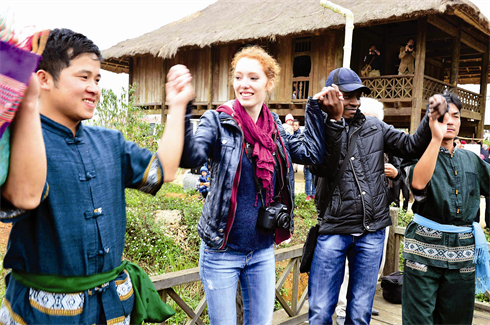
[131, 31, 344, 107]
[269, 37, 293, 102]
[132, 55, 164, 105]
[311, 31, 344, 94]
[167, 47, 211, 104]
[212, 45, 237, 103]
[268, 31, 344, 103]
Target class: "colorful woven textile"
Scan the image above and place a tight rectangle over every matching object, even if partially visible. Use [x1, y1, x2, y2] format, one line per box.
[0, 40, 41, 138]
[0, 127, 9, 185]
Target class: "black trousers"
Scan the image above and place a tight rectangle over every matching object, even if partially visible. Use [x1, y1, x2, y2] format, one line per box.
[389, 180, 410, 210]
[402, 260, 475, 324]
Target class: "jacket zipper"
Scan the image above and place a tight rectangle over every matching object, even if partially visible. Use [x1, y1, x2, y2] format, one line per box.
[346, 125, 369, 231]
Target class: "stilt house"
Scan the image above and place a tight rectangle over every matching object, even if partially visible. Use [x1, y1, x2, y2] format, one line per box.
[101, 0, 490, 136]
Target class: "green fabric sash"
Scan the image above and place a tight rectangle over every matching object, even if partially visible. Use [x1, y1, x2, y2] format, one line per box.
[12, 260, 175, 324]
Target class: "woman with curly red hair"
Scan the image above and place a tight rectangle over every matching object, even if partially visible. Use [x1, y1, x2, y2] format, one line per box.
[172, 45, 326, 324]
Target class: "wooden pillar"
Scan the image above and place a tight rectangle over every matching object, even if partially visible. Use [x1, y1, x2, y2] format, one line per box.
[128, 57, 133, 88]
[208, 46, 214, 111]
[410, 16, 427, 133]
[449, 30, 461, 87]
[161, 59, 167, 125]
[477, 50, 489, 138]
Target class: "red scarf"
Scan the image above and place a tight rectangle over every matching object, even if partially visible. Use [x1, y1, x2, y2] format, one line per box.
[217, 100, 276, 204]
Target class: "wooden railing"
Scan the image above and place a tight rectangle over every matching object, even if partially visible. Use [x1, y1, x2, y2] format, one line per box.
[292, 77, 310, 101]
[423, 76, 483, 114]
[151, 207, 490, 324]
[361, 74, 414, 102]
[360, 75, 483, 118]
[150, 245, 308, 325]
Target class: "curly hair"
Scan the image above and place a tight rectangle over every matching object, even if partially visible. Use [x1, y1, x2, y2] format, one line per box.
[230, 45, 280, 87]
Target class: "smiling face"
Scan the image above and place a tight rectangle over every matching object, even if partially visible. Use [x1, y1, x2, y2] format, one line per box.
[40, 52, 101, 131]
[340, 90, 362, 120]
[233, 57, 273, 112]
[443, 103, 461, 141]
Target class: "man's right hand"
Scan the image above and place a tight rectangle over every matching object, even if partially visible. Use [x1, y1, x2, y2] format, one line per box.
[313, 85, 344, 121]
[166, 65, 195, 108]
[19, 74, 41, 113]
[427, 94, 447, 122]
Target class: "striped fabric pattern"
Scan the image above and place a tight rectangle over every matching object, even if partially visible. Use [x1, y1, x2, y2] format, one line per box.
[0, 73, 27, 137]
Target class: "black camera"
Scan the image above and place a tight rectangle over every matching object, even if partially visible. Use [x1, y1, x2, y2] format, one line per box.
[408, 44, 414, 49]
[256, 202, 290, 230]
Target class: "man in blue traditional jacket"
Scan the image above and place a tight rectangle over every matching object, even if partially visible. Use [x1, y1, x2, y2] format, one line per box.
[0, 28, 194, 324]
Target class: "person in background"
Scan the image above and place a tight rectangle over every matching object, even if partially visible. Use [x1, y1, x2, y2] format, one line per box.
[292, 119, 301, 173]
[293, 119, 301, 137]
[402, 93, 490, 324]
[283, 113, 295, 135]
[399, 38, 416, 75]
[363, 45, 382, 77]
[454, 137, 462, 148]
[198, 165, 210, 201]
[480, 143, 489, 160]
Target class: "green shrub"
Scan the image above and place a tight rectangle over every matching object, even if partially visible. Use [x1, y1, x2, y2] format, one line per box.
[89, 85, 164, 152]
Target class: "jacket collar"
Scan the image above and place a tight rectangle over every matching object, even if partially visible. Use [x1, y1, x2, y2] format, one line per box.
[41, 114, 85, 140]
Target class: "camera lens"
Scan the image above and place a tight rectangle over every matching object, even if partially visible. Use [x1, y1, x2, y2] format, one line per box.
[276, 213, 289, 229]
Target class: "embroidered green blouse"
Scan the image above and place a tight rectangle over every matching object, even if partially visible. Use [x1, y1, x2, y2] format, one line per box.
[403, 146, 490, 269]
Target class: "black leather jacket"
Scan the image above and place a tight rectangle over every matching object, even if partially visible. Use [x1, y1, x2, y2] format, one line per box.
[311, 110, 432, 235]
[180, 99, 325, 249]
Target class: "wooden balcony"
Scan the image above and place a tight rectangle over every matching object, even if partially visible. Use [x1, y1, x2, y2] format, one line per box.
[361, 75, 484, 120]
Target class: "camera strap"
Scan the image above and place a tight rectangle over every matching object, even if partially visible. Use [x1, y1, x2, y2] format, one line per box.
[244, 141, 267, 207]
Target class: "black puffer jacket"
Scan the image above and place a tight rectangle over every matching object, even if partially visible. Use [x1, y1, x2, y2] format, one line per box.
[311, 110, 432, 234]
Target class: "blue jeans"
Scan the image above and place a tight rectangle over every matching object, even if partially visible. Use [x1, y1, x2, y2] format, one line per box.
[199, 241, 275, 325]
[304, 167, 316, 196]
[308, 229, 385, 325]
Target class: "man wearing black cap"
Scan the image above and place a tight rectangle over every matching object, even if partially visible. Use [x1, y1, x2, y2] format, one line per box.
[307, 68, 445, 325]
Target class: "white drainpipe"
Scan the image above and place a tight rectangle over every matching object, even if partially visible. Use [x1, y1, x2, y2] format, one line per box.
[320, 0, 354, 69]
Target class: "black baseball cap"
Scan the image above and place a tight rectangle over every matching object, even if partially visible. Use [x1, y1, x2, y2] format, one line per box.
[325, 68, 371, 95]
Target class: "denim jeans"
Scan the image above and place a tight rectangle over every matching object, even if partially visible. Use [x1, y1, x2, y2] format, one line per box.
[304, 167, 316, 196]
[199, 241, 275, 325]
[308, 229, 385, 325]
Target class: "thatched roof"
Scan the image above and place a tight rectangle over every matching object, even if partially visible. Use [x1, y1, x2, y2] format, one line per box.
[101, 0, 489, 73]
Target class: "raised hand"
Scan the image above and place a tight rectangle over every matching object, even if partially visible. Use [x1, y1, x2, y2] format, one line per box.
[384, 163, 398, 178]
[166, 65, 195, 108]
[427, 94, 447, 122]
[429, 108, 448, 142]
[313, 84, 344, 120]
[20, 74, 41, 110]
